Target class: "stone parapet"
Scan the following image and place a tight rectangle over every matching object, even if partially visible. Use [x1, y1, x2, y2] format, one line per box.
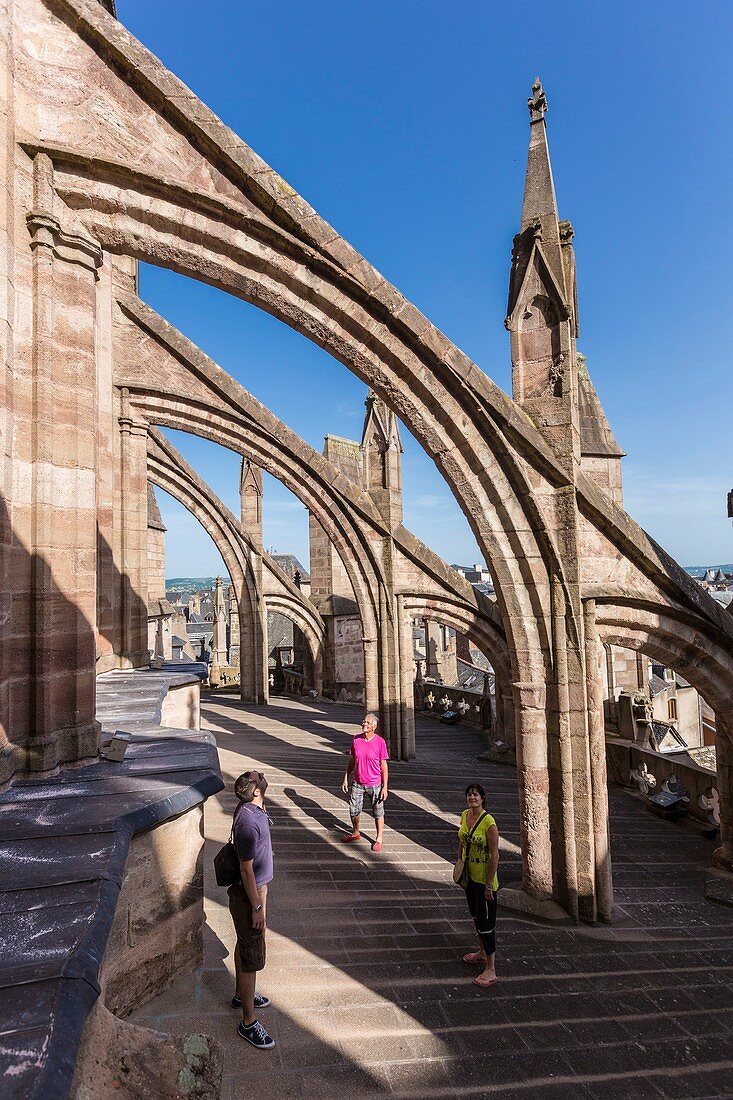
[96, 666, 203, 735]
[606, 737, 719, 828]
[0, 727, 223, 1098]
[415, 681, 489, 728]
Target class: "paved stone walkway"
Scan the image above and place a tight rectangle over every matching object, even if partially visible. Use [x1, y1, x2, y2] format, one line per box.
[133, 696, 733, 1098]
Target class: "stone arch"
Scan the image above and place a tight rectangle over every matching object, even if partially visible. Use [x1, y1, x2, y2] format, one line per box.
[594, 600, 733, 722]
[402, 594, 514, 751]
[138, 392, 382, 682]
[147, 446, 266, 703]
[147, 426, 327, 656]
[400, 596, 511, 686]
[62, 163, 561, 680]
[260, 594, 321, 686]
[147, 430, 328, 703]
[595, 597, 733, 883]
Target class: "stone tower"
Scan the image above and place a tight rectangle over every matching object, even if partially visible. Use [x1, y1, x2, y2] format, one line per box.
[506, 80, 579, 472]
[360, 391, 403, 530]
[506, 79, 623, 497]
[308, 436, 360, 604]
[240, 458, 263, 546]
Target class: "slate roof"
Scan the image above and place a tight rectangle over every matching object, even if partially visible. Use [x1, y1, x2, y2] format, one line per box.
[456, 659, 493, 693]
[577, 353, 625, 458]
[648, 673, 670, 698]
[271, 554, 310, 583]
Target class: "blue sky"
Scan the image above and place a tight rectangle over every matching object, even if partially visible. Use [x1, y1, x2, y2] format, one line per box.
[119, 0, 733, 576]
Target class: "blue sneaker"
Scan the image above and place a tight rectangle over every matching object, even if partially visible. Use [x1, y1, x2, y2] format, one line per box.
[232, 992, 270, 1009]
[237, 1019, 275, 1049]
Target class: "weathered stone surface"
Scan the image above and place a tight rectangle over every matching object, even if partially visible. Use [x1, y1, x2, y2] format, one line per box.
[0, 723, 222, 1097]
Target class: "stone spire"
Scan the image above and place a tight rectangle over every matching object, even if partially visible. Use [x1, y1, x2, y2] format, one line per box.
[506, 78, 579, 470]
[360, 390, 403, 529]
[212, 575, 228, 667]
[506, 79, 624, 499]
[521, 80, 561, 248]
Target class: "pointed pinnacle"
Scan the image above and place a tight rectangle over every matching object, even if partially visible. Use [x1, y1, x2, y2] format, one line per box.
[528, 78, 548, 122]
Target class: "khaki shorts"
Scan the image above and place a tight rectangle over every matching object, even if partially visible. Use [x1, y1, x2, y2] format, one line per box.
[228, 883, 266, 972]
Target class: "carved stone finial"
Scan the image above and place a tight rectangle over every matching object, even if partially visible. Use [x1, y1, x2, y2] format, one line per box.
[528, 78, 548, 123]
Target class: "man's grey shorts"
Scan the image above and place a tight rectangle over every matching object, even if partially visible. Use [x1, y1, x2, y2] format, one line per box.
[349, 782, 384, 819]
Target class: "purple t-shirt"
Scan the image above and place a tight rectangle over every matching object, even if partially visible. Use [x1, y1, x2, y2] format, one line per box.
[350, 733, 389, 787]
[233, 803, 273, 887]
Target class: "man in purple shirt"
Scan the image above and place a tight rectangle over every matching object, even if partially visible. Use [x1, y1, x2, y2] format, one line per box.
[341, 713, 390, 852]
[228, 769, 275, 1050]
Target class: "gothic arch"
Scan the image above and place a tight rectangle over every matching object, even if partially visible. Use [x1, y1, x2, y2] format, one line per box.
[147, 430, 327, 698]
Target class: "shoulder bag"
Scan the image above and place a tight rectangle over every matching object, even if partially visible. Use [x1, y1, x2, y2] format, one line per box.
[214, 804, 243, 887]
[453, 810, 488, 889]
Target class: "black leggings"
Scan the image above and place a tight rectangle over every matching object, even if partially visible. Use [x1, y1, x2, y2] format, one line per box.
[465, 879, 497, 955]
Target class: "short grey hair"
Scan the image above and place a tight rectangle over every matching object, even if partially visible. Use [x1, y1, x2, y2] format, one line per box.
[363, 712, 378, 726]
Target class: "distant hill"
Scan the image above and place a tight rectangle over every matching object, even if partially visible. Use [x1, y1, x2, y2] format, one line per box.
[685, 564, 733, 578]
[166, 576, 231, 592]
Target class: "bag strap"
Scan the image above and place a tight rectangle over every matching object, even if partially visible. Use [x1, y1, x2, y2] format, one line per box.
[463, 810, 489, 856]
[467, 810, 489, 839]
[230, 802, 243, 845]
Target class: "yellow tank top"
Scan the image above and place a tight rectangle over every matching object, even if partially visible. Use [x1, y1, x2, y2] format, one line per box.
[458, 809, 499, 889]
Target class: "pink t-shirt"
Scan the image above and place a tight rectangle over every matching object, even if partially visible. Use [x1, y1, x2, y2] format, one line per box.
[350, 733, 389, 787]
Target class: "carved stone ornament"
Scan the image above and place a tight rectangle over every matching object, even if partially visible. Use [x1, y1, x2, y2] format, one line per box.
[698, 785, 720, 826]
[528, 78, 548, 122]
[425, 691, 435, 709]
[662, 772, 690, 802]
[456, 698, 470, 715]
[439, 694, 451, 710]
[630, 761, 656, 795]
[546, 354, 566, 397]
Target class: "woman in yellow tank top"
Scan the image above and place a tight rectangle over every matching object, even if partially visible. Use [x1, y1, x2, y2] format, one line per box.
[456, 782, 499, 987]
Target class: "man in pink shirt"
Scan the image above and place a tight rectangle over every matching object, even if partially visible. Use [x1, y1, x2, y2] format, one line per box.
[340, 713, 390, 852]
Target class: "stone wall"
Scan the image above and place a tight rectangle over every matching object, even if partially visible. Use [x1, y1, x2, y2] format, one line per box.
[161, 681, 200, 730]
[147, 527, 166, 604]
[333, 615, 365, 702]
[71, 805, 221, 1098]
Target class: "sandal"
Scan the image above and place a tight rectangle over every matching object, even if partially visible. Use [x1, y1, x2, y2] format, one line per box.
[462, 951, 484, 965]
[341, 832, 361, 842]
[472, 974, 498, 988]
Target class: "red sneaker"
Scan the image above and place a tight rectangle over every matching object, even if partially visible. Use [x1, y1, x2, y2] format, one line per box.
[341, 832, 361, 842]
[372, 841, 383, 853]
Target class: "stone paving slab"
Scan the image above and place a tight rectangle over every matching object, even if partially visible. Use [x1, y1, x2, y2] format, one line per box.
[132, 697, 733, 1098]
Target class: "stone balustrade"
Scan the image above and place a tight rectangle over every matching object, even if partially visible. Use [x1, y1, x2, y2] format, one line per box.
[606, 737, 719, 829]
[414, 680, 492, 732]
